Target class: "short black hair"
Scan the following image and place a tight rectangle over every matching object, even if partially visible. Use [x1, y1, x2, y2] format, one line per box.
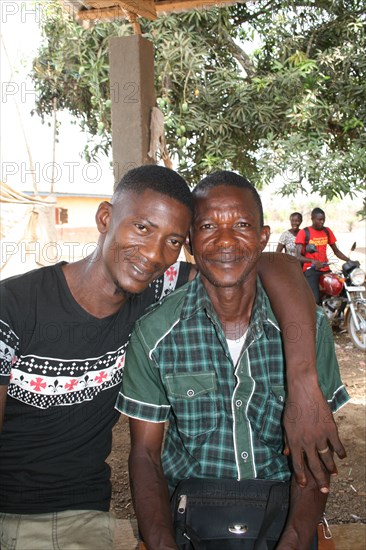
[290, 212, 303, 221]
[192, 170, 264, 227]
[311, 207, 325, 217]
[112, 165, 193, 214]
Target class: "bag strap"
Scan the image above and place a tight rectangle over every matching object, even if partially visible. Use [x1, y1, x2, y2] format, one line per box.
[175, 524, 206, 550]
[253, 483, 287, 550]
[317, 515, 335, 550]
[305, 226, 330, 245]
[304, 226, 310, 246]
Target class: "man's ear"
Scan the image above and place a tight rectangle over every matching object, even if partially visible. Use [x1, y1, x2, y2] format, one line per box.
[184, 231, 194, 256]
[259, 225, 271, 251]
[96, 201, 112, 235]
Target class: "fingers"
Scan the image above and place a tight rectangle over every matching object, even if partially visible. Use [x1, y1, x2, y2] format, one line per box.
[316, 445, 338, 477]
[303, 454, 330, 493]
[328, 432, 347, 460]
[333, 443, 346, 460]
[291, 450, 308, 488]
[289, 442, 338, 492]
[283, 433, 290, 456]
[321, 407, 347, 460]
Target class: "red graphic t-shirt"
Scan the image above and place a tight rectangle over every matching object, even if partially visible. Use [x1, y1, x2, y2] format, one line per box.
[295, 226, 336, 272]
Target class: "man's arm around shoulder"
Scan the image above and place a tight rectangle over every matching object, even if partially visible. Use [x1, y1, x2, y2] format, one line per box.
[258, 252, 346, 491]
[278, 309, 349, 548]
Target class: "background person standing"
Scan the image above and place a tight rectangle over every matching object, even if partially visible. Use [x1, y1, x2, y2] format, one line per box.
[296, 207, 350, 304]
[276, 212, 303, 257]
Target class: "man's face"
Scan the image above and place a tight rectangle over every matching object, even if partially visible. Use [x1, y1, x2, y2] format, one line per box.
[99, 189, 191, 295]
[190, 185, 270, 289]
[312, 213, 325, 231]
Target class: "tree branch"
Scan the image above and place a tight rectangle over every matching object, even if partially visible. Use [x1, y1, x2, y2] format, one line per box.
[224, 34, 256, 79]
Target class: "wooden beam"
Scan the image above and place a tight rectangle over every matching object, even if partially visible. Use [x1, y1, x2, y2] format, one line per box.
[77, 6, 126, 20]
[61, 0, 247, 22]
[155, 0, 244, 13]
[80, 0, 157, 20]
[116, 0, 156, 19]
[83, 0, 122, 5]
[69, 0, 245, 22]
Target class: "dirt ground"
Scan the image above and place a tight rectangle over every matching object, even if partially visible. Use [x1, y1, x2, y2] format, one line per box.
[108, 331, 366, 525]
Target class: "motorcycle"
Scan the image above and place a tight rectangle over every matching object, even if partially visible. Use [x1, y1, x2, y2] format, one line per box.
[306, 243, 366, 351]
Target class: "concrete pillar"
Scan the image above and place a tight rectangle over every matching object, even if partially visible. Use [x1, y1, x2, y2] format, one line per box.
[109, 36, 156, 188]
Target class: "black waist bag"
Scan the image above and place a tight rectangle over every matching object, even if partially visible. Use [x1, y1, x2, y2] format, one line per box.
[171, 478, 317, 550]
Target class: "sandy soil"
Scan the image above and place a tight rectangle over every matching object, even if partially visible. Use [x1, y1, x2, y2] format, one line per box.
[108, 331, 366, 525]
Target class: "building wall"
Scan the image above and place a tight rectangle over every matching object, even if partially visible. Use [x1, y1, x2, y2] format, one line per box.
[53, 195, 110, 262]
[55, 195, 110, 228]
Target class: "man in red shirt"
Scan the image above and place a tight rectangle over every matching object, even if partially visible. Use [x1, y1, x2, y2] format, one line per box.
[296, 207, 350, 303]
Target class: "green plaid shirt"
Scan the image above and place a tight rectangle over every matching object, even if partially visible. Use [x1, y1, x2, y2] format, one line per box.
[116, 275, 349, 488]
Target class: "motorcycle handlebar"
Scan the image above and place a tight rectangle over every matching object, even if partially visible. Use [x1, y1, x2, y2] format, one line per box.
[344, 260, 360, 269]
[309, 262, 329, 270]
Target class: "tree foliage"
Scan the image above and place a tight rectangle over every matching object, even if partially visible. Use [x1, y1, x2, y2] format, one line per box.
[31, 0, 366, 212]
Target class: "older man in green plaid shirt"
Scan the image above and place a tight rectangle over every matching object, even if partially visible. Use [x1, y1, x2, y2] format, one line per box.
[116, 171, 349, 550]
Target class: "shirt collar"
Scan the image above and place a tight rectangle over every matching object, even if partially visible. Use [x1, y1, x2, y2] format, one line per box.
[181, 274, 280, 339]
[181, 274, 215, 319]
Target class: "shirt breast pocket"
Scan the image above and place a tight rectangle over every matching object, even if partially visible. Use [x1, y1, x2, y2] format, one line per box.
[165, 372, 218, 439]
[258, 384, 286, 453]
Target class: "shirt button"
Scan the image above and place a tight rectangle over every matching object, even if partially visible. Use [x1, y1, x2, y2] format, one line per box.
[241, 451, 248, 461]
[187, 389, 195, 397]
[235, 400, 243, 407]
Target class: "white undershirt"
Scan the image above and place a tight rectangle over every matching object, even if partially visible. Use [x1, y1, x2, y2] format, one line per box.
[226, 332, 247, 365]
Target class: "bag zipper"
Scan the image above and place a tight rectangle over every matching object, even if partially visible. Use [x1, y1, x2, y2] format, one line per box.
[178, 494, 187, 514]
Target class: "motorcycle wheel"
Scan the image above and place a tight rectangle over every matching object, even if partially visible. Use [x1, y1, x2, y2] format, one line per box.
[347, 303, 366, 351]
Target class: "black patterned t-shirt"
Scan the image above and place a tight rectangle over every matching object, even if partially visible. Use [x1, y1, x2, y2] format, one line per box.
[0, 261, 190, 514]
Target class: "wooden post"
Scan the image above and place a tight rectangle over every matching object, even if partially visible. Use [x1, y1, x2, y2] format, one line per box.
[109, 36, 156, 188]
